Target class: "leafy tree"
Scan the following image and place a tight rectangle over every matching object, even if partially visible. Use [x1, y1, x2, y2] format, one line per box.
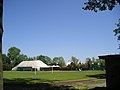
[80, 63, 86, 70]
[84, 57, 105, 70]
[14, 54, 28, 66]
[52, 57, 65, 68]
[92, 57, 95, 62]
[57, 57, 65, 68]
[113, 19, 120, 40]
[71, 56, 80, 69]
[2, 54, 11, 70]
[7, 47, 21, 61]
[36, 55, 52, 65]
[83, 0, 120, 48]
[53, 57, 59, 65]
[85, 58, 92, 69]
[18, 54, 28, 61]
[83, 0, 120, 12]
[28, 57, 34, 60]
[6, 47, 28, 67]
[91, 58, 99, 69]
[113, 19, 120, 48]
[97, 59, 105, 67]
[2, 47, 28, 70]
[7, 47, 21, 67]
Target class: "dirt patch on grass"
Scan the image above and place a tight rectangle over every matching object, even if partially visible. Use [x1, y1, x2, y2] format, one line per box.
[53, 79, 106, 90]
[53, 79, 98, 85]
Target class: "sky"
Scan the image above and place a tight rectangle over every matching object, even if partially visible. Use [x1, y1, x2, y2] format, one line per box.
[3, 0, 120, 63]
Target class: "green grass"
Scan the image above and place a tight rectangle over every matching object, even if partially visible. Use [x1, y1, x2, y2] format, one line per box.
[3, 70, 106, 90]
[4, 70, 105, 83]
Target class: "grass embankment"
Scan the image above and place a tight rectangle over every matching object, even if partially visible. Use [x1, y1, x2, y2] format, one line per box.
[3, 70, 106, 90]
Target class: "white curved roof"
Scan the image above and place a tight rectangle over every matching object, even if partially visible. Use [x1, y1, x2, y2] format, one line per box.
[66, 61, 71, 66]
[18, 60, 49, 68]
[12, 60, 49, 70]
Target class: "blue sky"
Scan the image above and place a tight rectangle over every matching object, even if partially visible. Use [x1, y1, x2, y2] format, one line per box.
[3, 0, 120, 63]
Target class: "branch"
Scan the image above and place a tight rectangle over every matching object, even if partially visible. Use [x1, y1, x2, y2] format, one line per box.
[83, 0, 119, 12]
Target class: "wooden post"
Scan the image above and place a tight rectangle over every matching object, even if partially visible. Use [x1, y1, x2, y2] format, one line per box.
[0, 0, 3, 90]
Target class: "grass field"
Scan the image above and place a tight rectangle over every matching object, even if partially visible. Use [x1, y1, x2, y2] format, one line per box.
[3, 70, 106, 90]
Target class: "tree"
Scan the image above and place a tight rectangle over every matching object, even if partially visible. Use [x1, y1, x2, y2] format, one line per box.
[28, 57, 34, 60]
[91, 57, 96, 69]
[97, 59, 105, 70]
[36, 55, 52, 65]
[2, 54, 11, 70]
[53, 57, 59, 65]
[52, 57, 65, 68]
[71, 56, 80, 69]
[83, 0, 120, 48]
[7, 47, 21, 60]
[83, 0, 120, 12]
[3, 47, 28, 69]
[113, 19, 120, 39]
[85, 58, 92, 69]
[7, 47, 21, 67]
[0, 0, 3, 89]
[113, 19, 120, 48]
[14, 54, 28, 66]
[18, 54, 28, 61]
[57, 57, 65, 68]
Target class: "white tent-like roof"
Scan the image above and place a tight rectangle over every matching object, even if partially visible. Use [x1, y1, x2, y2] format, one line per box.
[66, 61, 71, 66]
[50, 65, 60, 68]
[12, 60, 49, 71]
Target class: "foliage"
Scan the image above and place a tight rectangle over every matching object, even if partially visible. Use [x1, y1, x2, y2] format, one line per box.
[83, 0, 120, 12]
[14, 54, 28, 66]
[113, 19, 120, 42]
[84, 57, 105, 70]
[2, 54, 11, 70]
[85, 58, 93, 69]
[36, 55, 52, 65]
[70, 56, 80, 69]
[7, 47, 21, 61]
[83, 1, 120, 48]
[97, 59, 105, 67]
[3, 47, 28, 70]
[113, 19, 120, 49]
[3, 47, 105, 71]
[52, 57, 65, 68]
[7, 47, 21, 67]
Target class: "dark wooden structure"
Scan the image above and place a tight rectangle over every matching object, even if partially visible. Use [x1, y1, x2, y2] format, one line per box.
[99, 54, 120, 89]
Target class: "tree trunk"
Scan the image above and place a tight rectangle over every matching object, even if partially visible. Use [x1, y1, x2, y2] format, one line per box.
[0, 0, 3, 90]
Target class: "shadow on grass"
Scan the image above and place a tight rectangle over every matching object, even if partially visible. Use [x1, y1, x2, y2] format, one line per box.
[4, 78, 78, 90]
[87, 74, 106, 79]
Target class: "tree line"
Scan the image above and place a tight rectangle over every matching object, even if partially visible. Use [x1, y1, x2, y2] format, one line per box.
[2, 46, 105, 71]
